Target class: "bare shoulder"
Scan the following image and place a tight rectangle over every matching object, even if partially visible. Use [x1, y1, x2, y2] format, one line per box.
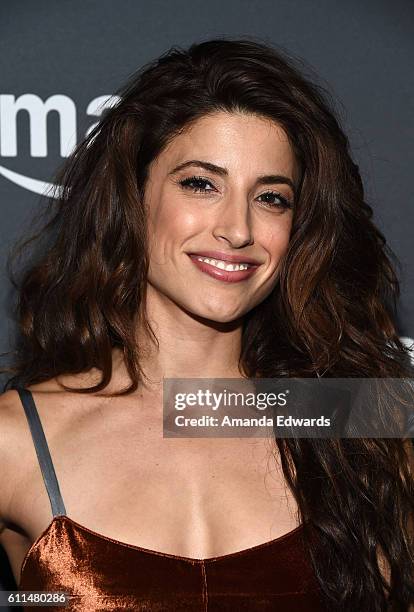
[0, 373, 107, 533]
[0, 388, 32, 531]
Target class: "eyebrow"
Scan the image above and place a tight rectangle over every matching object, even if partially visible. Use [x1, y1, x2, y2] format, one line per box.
[168, 159, 297, 197]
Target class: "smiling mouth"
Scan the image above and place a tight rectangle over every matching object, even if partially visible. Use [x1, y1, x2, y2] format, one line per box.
[189, 254, 256, 271]
[187, 254, 260, 283]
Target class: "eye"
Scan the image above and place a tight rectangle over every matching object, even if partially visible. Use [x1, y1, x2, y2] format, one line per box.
[256, 191, 294, 210]
[178, 177, 294, 210]
[178, 176, 216, 193]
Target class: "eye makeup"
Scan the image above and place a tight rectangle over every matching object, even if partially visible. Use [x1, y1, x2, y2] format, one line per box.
[177, 175, 294, 210]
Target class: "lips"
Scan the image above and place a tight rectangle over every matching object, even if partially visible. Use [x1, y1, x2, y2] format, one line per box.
[187, 253, 260, 283]
[187, 250, 260, 265]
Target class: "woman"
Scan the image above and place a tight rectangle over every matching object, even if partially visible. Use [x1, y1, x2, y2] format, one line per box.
[0, 38, 413, 611]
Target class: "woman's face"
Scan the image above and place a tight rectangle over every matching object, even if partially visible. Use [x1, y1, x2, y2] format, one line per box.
[144, 110, 299, 323]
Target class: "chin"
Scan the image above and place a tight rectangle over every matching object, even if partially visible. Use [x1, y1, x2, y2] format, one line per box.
[179, 301, 244, 325]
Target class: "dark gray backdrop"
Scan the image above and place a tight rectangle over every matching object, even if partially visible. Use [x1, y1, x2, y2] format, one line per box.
[0, 0, 413, 597]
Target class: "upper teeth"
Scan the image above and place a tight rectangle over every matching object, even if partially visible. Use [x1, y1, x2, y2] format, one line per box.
[196, 257, 250, 271]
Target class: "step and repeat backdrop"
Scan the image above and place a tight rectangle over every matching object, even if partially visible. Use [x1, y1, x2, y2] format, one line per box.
[0, 0, 413, 598]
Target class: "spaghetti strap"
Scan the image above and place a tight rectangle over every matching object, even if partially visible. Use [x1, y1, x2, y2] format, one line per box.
[15, 386, 66, 517]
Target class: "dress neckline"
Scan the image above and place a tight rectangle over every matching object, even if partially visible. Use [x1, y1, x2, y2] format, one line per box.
[19, 514, 304, 585]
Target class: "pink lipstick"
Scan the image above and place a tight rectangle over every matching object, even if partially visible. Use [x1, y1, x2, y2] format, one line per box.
[188, 254, 259, 283]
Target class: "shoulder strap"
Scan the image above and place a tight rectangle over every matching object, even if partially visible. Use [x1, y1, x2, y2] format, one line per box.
[16, 387, 66, 517]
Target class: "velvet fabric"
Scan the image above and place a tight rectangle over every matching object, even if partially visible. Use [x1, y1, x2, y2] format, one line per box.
[19, 514, 328, 611]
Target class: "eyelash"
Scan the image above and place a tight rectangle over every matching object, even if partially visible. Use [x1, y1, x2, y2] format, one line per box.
[178, 175, 294, 210]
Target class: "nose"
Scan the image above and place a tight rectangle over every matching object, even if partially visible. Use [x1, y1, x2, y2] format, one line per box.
[212, 193, 254, 248]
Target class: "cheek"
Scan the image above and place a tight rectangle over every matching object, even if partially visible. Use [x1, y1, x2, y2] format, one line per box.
[263, 222, 292, 261]
[148, 201, 202, 260]
[151, 192, 202, 232]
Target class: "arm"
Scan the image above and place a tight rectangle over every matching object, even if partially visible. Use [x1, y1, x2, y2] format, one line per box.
[0, 390, 24, 531]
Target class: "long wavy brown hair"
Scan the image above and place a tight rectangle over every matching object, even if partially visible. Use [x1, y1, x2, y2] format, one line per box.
[1, 38, 413, 610]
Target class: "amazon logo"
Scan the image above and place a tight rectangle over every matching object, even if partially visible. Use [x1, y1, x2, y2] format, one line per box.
[0, 93, 119, 196]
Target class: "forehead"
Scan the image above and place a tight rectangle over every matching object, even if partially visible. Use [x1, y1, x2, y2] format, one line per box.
[152, 111, 298, 180]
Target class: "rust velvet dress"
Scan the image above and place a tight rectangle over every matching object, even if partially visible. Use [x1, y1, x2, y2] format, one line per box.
[16, 386, 328, 611]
